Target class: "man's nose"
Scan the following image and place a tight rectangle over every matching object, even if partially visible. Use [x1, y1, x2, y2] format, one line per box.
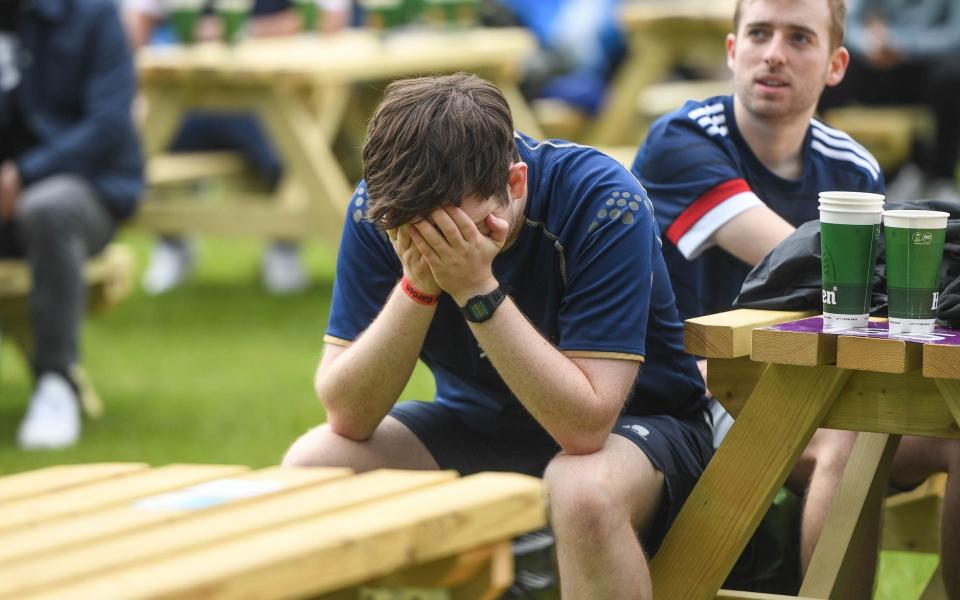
[763, 33, 787, 66]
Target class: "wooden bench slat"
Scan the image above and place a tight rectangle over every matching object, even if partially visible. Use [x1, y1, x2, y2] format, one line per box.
[147, 151, 249, 186]
[19, 472, 545, 600]
[0, 469, 456, 598]
[0, 466, 350, 568]
[751, 326, 837, 366]
[0, 464, 247, 534]
[685, 309, 815, 358]
[0, 463, 147, 505]
[837, 334, 922, 374]
[924, 343, 960, 380]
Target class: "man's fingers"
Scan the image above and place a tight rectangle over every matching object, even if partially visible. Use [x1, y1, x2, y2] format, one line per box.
[486, 214, 510, 245]
[432, 208, 467, 244]
[412, 218, 449, 254]
[407, 225, 441, 262]
[445, 206, 479, 241]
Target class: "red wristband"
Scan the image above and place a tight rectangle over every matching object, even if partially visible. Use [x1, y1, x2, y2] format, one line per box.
[400, 276, 439, 305]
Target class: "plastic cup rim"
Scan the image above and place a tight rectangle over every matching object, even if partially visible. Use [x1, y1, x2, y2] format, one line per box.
[818, 191, 886, 202]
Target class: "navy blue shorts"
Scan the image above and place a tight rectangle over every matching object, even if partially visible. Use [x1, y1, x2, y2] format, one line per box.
[389, 400, 713, 554]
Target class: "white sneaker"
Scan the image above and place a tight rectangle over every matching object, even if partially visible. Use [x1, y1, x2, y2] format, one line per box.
[262, 242, 308, 295]
[17, 373, 81, 450]
[142, 238, 195, 295]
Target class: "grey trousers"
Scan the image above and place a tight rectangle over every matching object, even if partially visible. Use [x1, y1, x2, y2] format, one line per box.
[0, 175, 115, 378]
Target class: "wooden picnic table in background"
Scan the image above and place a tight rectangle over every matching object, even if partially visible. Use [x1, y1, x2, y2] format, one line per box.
[136, 27, 540, 247]
[650, 309, 960, 599]
[0, 463, 545, 599]
[587, 0, 735, 146]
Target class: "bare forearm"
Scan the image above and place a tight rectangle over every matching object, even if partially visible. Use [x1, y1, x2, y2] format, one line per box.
[712, 205, 795, 266]
[317, 285, 434, 439]
[468, 298, 628, 454]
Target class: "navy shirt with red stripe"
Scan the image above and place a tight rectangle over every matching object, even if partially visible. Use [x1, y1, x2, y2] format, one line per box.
[632, 95, 885, 322]
[326, 132, 707, 439]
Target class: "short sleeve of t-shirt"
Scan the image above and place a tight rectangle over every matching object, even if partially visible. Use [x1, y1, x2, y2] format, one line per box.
[325, 181, 402, 345]
[632, 100, 763, 260]
[542, 147, 658, 360]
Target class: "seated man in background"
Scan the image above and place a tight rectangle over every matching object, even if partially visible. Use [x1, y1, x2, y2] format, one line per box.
[819, 0, 960, 203]
[283, 73, 713, 599]
[0, 0, 144, 449]
[633, 0, 959, 595]
[124, 0, 348, 295]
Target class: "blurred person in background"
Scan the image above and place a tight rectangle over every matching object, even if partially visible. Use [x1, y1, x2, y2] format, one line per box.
[0, 0, 144, 449]
[820, 0, 960, 203]
[489, 0, 626, 117]
[125, 0, 351, 296]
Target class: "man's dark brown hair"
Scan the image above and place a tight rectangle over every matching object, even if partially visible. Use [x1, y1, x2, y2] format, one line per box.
[362, 73, 518, 230]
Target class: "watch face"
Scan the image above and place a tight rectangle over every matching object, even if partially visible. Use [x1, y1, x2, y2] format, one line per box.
[466, 300, 491, 321]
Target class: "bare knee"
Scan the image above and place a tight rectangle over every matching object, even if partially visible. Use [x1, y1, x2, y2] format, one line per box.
[545, 454, 626, 538]
[282, 423, 359, 469]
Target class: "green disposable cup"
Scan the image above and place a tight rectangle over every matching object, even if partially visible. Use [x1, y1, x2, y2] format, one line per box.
[170, 8, 200, 44]
[215, 0, 253, 44]
[820, 201, 884, 329]
[294, 0, 319, 32]
[883, 209, 950, 334]
[360, 0, 406, 30]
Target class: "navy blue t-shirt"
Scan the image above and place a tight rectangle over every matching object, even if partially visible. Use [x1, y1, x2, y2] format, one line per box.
[326, 132, 707, 440]
[632, 95, 885, 321]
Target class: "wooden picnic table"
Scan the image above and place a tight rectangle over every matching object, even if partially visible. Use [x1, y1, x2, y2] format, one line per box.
[649, 309, 960, 599]
[135, 27, 540, 247]
[587, 0, 735, 146]
[0, 462, 545, 599]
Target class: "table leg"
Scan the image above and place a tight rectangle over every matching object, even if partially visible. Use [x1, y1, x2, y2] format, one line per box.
[650, 363, 852, 600]
[799, 432, 900, 599]
[256, 90, 352, 245]
[936, 379, 960, 430]
[494, 79, 545, 140]
[140, 87, 187, 158]
[919, 564, 947, 600]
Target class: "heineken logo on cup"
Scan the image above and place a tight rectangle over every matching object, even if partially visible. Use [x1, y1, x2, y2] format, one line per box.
[912, 231, 934, 245]
[822, 286, 838, 306]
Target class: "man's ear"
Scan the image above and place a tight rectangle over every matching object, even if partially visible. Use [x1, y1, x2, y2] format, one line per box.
[825, 45, 850, 87]
[726, 33, 737, 72]
[507, 162, 528, 200]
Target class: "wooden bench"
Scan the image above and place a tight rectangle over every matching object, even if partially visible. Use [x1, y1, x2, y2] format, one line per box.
[822, 106, 934, 174]
[683, 309, 953, 599]
[0, 463, 546, 599]
[0, 243, 135, 417]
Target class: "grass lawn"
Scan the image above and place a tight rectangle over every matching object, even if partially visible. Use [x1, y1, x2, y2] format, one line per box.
[0, 231, 938, 599]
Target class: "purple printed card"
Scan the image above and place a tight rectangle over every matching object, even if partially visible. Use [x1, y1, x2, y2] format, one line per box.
[766, 316, 960, 346]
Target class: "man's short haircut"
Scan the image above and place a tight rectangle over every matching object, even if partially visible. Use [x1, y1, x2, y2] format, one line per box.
[362, 73, 518, 230]
[733, 0, 846, 49]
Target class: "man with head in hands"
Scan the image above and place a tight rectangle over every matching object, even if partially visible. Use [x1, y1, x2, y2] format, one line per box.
[283, 73, 712, 599]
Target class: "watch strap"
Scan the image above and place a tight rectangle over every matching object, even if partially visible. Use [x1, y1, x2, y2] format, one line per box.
[460, 285, 506, 323]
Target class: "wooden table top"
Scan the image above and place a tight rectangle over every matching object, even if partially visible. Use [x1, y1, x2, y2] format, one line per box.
[620, 0, 735, 27]
[137, 28, 536, 86]
[0, 463, 545, 599]
[685, 308, 960, 379]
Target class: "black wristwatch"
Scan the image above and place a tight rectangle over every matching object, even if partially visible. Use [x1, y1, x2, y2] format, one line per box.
[460, 285, 507, 323]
